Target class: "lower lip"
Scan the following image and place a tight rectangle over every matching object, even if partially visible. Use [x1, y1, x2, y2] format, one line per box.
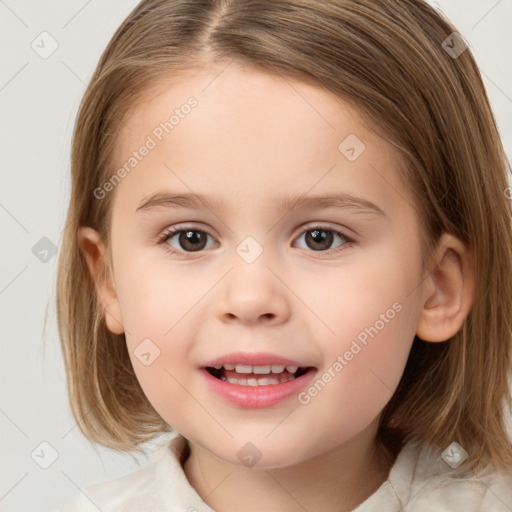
[201, 368, 317, 408]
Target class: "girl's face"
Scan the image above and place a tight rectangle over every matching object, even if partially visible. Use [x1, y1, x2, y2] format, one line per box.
[97, 64, 429, 467]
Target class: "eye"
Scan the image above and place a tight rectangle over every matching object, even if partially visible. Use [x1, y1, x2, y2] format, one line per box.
[294, 225, 354, 253]
[157, 223, 354, 257]
[157, 226, 217, 256]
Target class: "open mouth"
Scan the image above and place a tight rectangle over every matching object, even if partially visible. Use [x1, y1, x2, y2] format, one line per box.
[204, 364, 313, 386]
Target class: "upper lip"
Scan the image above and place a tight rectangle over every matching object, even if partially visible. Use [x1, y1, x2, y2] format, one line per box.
[201, 351, 313, 368]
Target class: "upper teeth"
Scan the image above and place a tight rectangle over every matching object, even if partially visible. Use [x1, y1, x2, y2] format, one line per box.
[213, 364, 299, 374]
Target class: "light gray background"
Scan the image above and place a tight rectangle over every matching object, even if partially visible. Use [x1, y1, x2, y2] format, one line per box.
[1, 1, 511, 511]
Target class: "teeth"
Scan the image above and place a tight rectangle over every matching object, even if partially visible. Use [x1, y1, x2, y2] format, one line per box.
[235, 364, 252, 374]
[218, 364, 301, 374]
[252, 365, 271, 374]
[210, 363, 308, 386]
[223, 374, 295, 386]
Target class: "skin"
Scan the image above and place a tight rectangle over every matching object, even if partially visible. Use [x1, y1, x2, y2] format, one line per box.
[78, 62, 474, 512]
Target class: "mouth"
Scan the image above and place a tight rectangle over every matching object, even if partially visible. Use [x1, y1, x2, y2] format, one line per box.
[204, 364, 313, 386]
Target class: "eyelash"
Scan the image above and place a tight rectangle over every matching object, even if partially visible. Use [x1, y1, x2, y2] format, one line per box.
[156, 224, 355, 258]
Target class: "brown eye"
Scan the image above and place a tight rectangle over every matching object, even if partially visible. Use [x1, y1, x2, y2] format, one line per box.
[174, 230, 208, 251]
[304, 229, 334, 251]
[295, 226, 352, 253]
[159, 228, 216, 254]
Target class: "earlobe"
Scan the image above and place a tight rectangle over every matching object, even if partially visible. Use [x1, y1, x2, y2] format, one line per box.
[77, 226, 125, 335]
[415, 233, 474, 343]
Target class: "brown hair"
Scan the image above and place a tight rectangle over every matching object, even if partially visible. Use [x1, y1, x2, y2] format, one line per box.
[56, 0, 512, 472]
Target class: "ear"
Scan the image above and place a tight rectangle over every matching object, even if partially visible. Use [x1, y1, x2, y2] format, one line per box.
[77, 226, 125, 335]
[416, 233, 474, 342]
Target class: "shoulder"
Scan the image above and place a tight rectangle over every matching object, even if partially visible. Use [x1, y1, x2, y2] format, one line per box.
[60, 460, 160, 512]
[60, 434, 187, 512]
[389, 436, 512, 511]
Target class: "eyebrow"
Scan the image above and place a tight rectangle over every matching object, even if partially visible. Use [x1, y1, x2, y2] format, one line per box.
[135, 191, 387, 218]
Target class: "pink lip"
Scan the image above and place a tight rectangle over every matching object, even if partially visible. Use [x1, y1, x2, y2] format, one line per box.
[201, 368, 316, 408]
[201, 351, 309, 367]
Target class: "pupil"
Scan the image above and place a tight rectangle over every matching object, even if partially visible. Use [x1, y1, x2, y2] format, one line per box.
[306, 229, 333, 251]
[180, 230, 206, 251]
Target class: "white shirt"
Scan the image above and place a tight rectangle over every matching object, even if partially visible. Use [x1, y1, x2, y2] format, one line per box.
[61, 432, 512, 511]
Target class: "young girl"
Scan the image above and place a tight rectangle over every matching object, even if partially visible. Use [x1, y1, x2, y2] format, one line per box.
[57, 0, 512, 510]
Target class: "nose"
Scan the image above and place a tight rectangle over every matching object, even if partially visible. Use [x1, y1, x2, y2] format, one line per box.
[216, 257, 291, 326]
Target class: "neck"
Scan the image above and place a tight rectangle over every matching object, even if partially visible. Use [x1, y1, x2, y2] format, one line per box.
[182, 423, 395, 512]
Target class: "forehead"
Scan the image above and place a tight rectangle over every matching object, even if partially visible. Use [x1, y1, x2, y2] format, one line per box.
[115, 63, 359, 154]
[110, 63, 413, 219]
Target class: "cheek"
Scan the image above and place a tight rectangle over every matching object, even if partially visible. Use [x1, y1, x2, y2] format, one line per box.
[295, 242, 420, 410]
[112, 255, 200, 417]
[291, 301, 417, 457]
[115, 249, 210, 337]
[301, 238, 421, 347]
